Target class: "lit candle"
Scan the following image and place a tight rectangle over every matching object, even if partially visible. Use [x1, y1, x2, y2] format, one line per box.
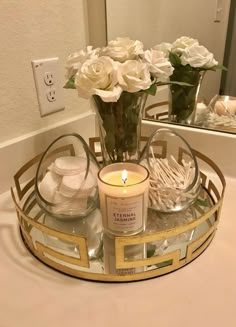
[214, 96, 236, 115]
[97, 163, 149, 235]
[227, 99, 236, 114]
[215, 99, 228, 116]
[224, 96, 229, 109]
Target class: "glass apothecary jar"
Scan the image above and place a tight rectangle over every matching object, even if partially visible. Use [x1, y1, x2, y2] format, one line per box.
[35, 133, 100, 219]
[140, 128, 201, 213]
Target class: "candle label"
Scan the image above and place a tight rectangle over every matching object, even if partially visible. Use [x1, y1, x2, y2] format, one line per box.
[105, 194, 144, 233]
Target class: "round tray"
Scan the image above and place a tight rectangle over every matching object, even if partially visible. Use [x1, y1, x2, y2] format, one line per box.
[11, 143, 225, 282]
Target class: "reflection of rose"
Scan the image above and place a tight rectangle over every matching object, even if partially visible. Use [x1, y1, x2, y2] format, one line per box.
[102, 37, 144, 63]
[117, 60, 152, 92]
[65, 46, 99, 79]
[75, 56, 122, 102]
[142, 49, 174, 81]
[172, 36, 198, 54]
[181, 44, 218, 68]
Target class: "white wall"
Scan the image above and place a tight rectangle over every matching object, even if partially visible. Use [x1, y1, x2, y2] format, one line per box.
[0, 0, 91, 144]
[106, 0, 231, 103]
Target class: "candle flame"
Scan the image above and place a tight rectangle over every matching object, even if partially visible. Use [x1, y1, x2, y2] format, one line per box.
[122, 169, 128, 184]
[224, 96, 229, 103]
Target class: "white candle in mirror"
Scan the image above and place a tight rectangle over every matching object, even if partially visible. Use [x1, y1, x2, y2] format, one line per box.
[214, 96, 236, 115]
[97, 163, 149, 236]
[224, 95, 229, 112]
[228, 100, 236, 114]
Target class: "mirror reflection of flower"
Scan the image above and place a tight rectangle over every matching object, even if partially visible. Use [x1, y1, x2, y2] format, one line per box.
[154, 36, 226, 124]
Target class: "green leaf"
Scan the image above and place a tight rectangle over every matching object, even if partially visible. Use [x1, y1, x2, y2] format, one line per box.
[198, 64, 228, 72]
[63, 76, 76, 89]
[105, 133, 115, 153]
[103, 114, 115, 132]
[169, 52, 182, 66]
[211, 64, 228, 71]
[147, 248, 155, 258]
[196, 198, 208, 207]
[155, 259, 172, 268]
[147, 244, 156, 258]
[127, 109, 139, 125]
[143, 83, 157, 96]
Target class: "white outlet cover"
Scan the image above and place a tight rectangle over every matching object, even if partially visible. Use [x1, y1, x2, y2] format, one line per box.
[32, 57, 65, 117]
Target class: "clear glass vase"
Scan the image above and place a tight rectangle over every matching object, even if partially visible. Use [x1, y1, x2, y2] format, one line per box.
[93, 91, 148, 165]
[169, 67, 205, 124]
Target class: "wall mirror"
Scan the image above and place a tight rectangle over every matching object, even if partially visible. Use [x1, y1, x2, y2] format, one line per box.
[87, 0, 236, 134]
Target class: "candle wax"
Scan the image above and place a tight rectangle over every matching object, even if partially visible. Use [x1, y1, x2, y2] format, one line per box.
[215, 100, 236, 115]
[102, 171, 143, 186]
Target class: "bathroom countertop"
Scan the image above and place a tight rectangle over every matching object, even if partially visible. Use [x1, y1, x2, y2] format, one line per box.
[0, 174, 235, 327]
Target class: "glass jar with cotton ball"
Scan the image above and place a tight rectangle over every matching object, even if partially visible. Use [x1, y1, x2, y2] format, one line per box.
[35, 133, 100, 219]
[34, 133, 103, 259]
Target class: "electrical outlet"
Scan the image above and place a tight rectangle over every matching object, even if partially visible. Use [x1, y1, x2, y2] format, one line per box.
[47, 88, 56, 102]
[32, 57, 65, 117]
[44, 72, 54, 85]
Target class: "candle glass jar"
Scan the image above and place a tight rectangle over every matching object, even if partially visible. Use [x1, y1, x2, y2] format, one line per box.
[208, 95, 236, 116]
[97, 163, 149, 236]
[206, 95, 236, 130]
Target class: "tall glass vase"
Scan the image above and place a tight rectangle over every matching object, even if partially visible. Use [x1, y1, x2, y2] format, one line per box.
[169, 67, 205, 124]
[93, 91, 148, 165]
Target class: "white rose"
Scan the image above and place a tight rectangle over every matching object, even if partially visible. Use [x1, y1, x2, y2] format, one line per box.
[142, 49, 174, 82]
[181, 44, 218, 68]
[117, 60, 152, 92]
[65, 46, 99, 79]
[102, 37, 144, 63]
[75, 56, 122, 102]
[172, 36, 199, 54]
[153, 42, 172, 57]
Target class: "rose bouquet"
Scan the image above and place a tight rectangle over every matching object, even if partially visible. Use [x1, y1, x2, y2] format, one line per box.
[64, 37, 175, 164]
[154, 36, 226, 123]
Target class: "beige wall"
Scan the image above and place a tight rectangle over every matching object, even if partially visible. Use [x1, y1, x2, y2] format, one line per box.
[0, 0, 231, 146]
[0, 0, 91, 144]
[87, 0, 107, 47]
[106, 0, 231, 103]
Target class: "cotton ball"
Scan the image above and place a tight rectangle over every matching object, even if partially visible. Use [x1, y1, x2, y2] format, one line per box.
[39, 171, 61, 202]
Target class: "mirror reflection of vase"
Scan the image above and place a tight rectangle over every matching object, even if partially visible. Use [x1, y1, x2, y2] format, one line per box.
[169, 68, 205, 125]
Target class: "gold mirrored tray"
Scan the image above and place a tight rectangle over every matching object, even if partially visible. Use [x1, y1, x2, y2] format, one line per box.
[11, 146, 225, 282]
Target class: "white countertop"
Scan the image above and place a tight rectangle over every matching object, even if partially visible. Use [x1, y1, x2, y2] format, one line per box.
[0, 174, 235, 327]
